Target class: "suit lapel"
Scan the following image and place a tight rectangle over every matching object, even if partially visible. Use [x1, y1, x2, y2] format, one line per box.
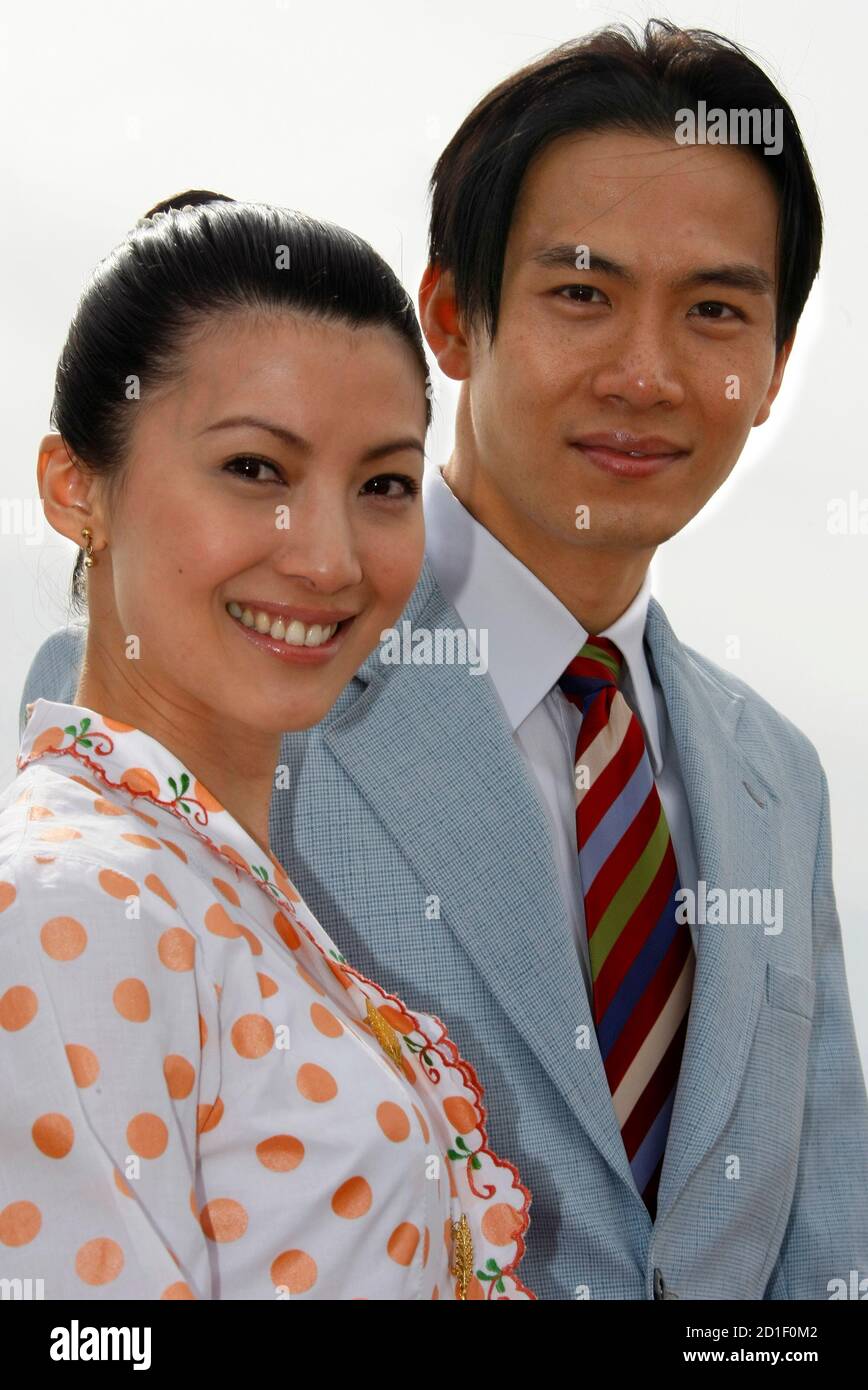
[644, 597, 779, 1218]
[325, 563, 636, 1190]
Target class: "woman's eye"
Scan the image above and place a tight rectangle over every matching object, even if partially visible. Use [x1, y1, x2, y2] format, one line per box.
[224, 455, 283, 484]
[361, 473, 421, 500]
[557, 284, 609, 305]
[689, 301, 743, 321]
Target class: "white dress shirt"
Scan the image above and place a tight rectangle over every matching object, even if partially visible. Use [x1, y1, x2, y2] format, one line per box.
[422, 463, 700, 1001]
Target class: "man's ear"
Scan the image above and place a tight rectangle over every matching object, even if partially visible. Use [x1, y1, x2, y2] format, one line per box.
[753, 328, 796, 427]
[37, 433, 104, 548]
[418, 262, 473, 382]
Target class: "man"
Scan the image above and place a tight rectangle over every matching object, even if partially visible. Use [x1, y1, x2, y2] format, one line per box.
[21, 20, 868, 1299]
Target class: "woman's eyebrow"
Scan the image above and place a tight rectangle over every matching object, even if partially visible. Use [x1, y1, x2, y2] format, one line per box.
[199, 415, 425, 461]
[529, 243, 773, 294]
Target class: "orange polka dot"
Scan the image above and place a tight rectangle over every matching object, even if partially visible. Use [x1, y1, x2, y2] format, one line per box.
[231, 1014, 274, 1059]
[145, 874, 177, 909]
[32, 1113, 74, 1158]
[68, 775, 102, 794]
[131, 808, 159, 828]
[443, 1217, 452, 1251]
[376, 1101, 411, 1142]
[213, 877, 240, 906]
[0, 1201, 41, 1246]
[412, 1104, 430, 1144]
[466, 1274, 485, 1300]
[114, 1168, 133, 1198]
[331, 1176, 373, 1219]
[481, 1202, 524, 1246]
[163, 1054, 195, 1099]
[120, 767, 160, 797]
[66, 1043, 100, 1087]
[296, 963, 325, 996]
[443, 1096, 478, 1136]
[219, 844, 248, 872]
[37, 825, 81, 842]
[399, 1055, 417, 1086]
[197, 1097, 224, 1133]
[32, 726, 65, 754]
[273, 910, 300, 950]
[270, 1249, 317, 1293]
[270, 858, 301, 902]
[199, 1198, 248, 1243]
[387, 1222, 420, 1266]
[256, 1135, 305, 1172]
[32, 855, 56, 865]
[28, 804, 55, 820]
[296, 1063, 338, 1103]
[126, 1113, 168, 1159]
[0, 881, 17, 912]
[0, 985, 38, 1031]
[121, 833, 162, 850]
[193, 780, 223, 813]
[161, 1281, 196, 1299]
[93, 797, 126, 817]
[75, 1237, 124, 1285]
[423, 1226, 430, 1267]
[199, 1013, 208, 1048]
[447, 1158, 458, 1197]
[157, 927, 195, 971]
[310, 1003, 343, 1038]
[160, 838, 188, 862]
[99, 868, 139, 900]
[39, 915, 88, 961]
[237, 925, 262, 956]
[189, 1187, 198, 1219]
[113, 978, 150, 1022]
[257, 972, 278, 998]
[378, 1003, 415, 1035]
[432, 1284, 439, 1299]
[326, 959, 352, 990]
[102, 716, 135, 732]
[204, 902, 242, 938]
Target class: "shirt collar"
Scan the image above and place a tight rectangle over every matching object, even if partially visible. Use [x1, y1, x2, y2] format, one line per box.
[18, 698, 302, 909]
[422, 463, 664, 774]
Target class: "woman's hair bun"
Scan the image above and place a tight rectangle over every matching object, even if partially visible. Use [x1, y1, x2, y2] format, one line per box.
[139, 190, 236, 221]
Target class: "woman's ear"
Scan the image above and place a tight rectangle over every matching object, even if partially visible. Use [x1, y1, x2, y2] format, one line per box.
[37, 433, 104, 548]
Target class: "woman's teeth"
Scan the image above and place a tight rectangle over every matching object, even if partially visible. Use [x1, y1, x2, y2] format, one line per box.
[226, 602, 338, 648]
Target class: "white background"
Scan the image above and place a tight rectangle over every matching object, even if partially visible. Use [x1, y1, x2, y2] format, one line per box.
[1, 1, 866, 1069]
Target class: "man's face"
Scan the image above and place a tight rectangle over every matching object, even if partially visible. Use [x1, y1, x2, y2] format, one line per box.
[455, 128, 790, 556]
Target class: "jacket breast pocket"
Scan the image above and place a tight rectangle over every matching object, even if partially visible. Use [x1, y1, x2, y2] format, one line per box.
[765, 961, 815, 1022]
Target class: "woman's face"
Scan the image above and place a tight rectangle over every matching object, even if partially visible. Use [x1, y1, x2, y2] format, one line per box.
[82, 308, 428, 734]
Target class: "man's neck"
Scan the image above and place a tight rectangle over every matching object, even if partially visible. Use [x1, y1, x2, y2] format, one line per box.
[441, 456, 653, 633]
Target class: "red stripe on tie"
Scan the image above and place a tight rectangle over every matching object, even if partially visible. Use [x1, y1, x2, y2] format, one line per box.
[621, 1010, 689, 1162]
[602, 923, 691, 1095]
[578, 716, 645, 840]
[584, 784, 662, 937]
[593, 841, 679, 1021]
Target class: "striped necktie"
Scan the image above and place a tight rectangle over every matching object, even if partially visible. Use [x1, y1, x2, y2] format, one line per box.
[559, 636, 696, 1220]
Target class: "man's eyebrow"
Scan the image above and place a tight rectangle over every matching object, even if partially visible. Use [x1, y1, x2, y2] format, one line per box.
[198, 415, 425, 462]
[528, 244, 774, 295]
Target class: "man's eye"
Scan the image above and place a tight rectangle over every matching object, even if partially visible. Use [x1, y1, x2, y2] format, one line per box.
[556, 284, 609, 305]
[689, 301, 743, 321]
[224, 456, 283, 484]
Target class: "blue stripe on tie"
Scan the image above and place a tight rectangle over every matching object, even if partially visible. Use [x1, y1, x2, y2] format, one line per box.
[579, 755, 655, 890]
[596, 877, 681, 1059]
[630, 1083, 676, 1194]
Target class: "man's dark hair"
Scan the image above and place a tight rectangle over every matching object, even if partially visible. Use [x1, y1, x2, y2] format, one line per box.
[427, 18, 822, 354]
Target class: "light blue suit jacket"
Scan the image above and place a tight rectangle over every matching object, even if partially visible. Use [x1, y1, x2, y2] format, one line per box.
[19, 560, 868, 1300]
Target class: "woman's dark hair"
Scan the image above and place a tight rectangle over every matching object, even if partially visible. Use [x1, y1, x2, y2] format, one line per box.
[56, 189, 432, 613]
[428, 17, 822, 356]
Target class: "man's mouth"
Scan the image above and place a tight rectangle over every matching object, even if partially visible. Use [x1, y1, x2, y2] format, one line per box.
[571, 432, 690, 478]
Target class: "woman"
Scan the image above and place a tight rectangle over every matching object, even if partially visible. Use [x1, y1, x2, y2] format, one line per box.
[0, 192, 533, 1300]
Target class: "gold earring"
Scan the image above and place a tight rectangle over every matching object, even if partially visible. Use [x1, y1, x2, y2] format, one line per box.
[81, 528, 97, 568]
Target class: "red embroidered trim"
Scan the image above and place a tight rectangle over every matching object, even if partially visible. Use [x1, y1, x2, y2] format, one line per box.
[19, 734, 535, 1299]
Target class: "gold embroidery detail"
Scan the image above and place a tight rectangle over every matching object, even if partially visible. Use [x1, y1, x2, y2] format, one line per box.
[451, 1213, 474, 1300]
[365, 997, 404, 1068]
